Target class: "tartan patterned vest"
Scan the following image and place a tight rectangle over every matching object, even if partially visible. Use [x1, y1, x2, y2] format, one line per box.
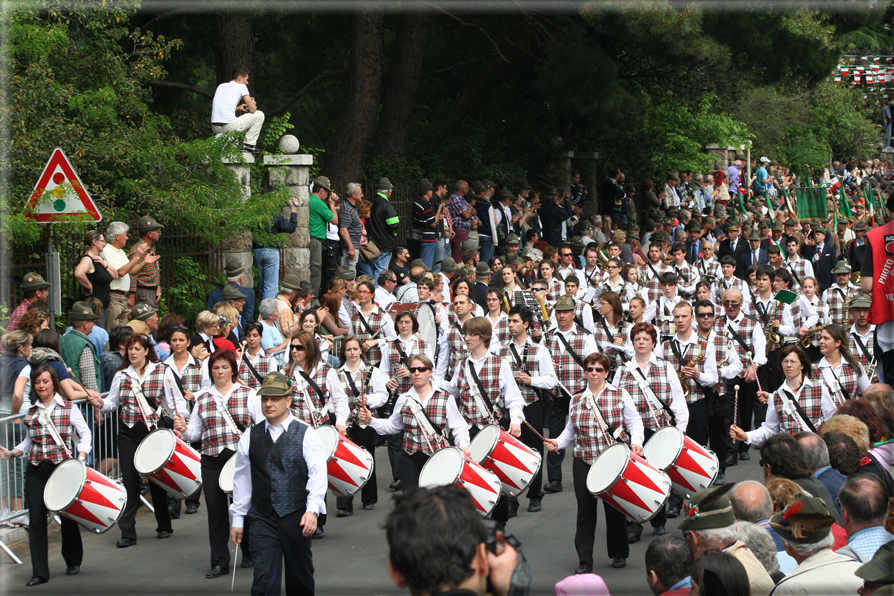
[813, 299, 828, 327]
[498, 341, 543, 406]
[118, 364, 169, 429]
[454, 354, 504, 426]
[24, 402, 72, 464]
[643, 262, 672, 303]
[785, 259, 811, 289]
[816, 361, 862, 404]
[446, 322, 469, 380]
[710, 331, 733, 393]
[754, 298, 784, 351]
[581, 266, 603, 288]
[400, 390, 450, 456]
[826, 285, 854, 326]
[672, 262, 698, 288]
[571, 384, 629, 465]
[616, 361, 673, 432]
[354, 307, 386, 367]
[289, 364, 331, 426]
[174, 360, 204, 394]
[546, 277, 563, 303]
[776, 382, 825, 435]
[238, 350, 275, 391]
[492, 316, 511, 347]
[716, 277, 746, 316]
[388, 337, 430, 395]
[714, 314, 758, 367]
[547, 327, 591, 397]
[592, 318, 631, 378]
[789, 298, 802, 329]
[338, 365, 370, 411]
[662, 336, 710, 404]
[196, 385, 252, 455]
[849, 331, 875, 370]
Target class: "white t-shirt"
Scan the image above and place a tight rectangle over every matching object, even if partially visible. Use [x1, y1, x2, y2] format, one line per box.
[210, 81, 249, 124]
[101, 244, 130, 292]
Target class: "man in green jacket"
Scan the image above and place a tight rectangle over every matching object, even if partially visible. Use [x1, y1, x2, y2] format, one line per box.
[60, 301, 103, 392]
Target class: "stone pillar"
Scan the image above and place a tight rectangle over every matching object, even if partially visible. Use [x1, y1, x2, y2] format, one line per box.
[221, 154, 255, 288]
[881, 146, 894, 163]
[264, 153, 314, 283]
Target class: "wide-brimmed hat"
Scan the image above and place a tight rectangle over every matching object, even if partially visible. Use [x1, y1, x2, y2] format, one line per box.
[418, 178, 434, 192]
[257, 371, 292, 397]
[281, 273, 301, 291]
[521, 246, 543, 261]
[570, 236, 584, 247]
[21, 272, 50, 292]
[685, 221, 701, 233]
[313, 176, 333, 193]
[679, 484, 735, 530]
[222, 284, 245, 301]
[225, 259, 244, 278]
[440, 257, 458, 272]
[69, 301, 99, 322]
[651, 231, 669, 243]
[131, 302, 158, 321]
[137, 215, 163, 233]
[769, 494, 835, 544]
[410, 258, 431, 272]
[377, 177, 394, 191]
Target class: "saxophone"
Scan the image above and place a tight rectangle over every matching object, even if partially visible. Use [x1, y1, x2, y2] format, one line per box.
[765, 301, 781, 354]
[801, 325, 826, 348]
[678, 353, 706, 399]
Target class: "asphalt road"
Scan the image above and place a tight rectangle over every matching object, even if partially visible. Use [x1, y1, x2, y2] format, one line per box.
[0, 446, 762, 595]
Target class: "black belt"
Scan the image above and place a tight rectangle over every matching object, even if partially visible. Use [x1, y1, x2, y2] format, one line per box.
[211, 122, 227, 126]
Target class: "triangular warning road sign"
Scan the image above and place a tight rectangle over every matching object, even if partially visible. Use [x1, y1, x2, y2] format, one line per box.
[23, 148, 102, 223]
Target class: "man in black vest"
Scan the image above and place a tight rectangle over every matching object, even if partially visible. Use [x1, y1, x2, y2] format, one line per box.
[230, 372, 327, 595]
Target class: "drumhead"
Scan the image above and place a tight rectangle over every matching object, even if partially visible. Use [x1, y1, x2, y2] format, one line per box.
[469, 425, 500, 464]
[134, 428, 176, 475]
[416, 303, 438, 353]
[418, 447, 463, 488]
[218, 453, 237, 494]
[44, 459, 86, 511]
[643, 427, 684, 471]
[586, 444, 629, 494]
[316, 425, 339, 461]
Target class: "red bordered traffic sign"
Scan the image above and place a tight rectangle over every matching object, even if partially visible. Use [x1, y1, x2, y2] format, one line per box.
[23, 148, 102, 223]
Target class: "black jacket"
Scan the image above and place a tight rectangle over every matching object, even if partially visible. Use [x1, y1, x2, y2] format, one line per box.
[368, 192, 400, 253]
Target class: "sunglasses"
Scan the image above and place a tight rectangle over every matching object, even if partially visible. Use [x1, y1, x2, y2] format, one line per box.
[290, 344, 305, 351]
[696, 313, 715, 319]
[586, 366, 606, 373]
[356, 290, 372, 295]
[722, 302, 741, 307]
[532, 287, 546, 292]
[408, 367, 429, 373]
[562, 253, 573, 257]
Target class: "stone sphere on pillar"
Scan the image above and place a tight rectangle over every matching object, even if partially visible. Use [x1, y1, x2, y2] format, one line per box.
[278, 135, 301, 154]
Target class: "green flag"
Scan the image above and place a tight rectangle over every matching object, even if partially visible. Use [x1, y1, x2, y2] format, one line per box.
[839, 195, 853, 219]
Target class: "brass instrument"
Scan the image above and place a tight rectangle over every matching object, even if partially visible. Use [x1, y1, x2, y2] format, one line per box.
[801, 324, 826, 348]
[538, 293, 549, 323]
[596, 242, 610, 268]
[765, 301, 781, 354]
[678, 354, 706, 399]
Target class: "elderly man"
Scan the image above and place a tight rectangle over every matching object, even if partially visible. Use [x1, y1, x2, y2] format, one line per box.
[375, 270, 398, 310]
[274, 273, 302, 340]
[645, 535, 693, 595]
[795, 431, 846, 516]
[856, 541, 894, 595]
[129, 215, 164, 307]
[728, 480, 797, 574]
[835, 475, 894, 563]
[339, 182, 364, 276]
[258, 298, 288, 368]
[770, 494, 862, 595]
[101, 221, 154, 331]
[60, 301, 103, 393]
[206, 260, 256, 330]
[220, 284, 248, 340]
[679, 485, 775, 596]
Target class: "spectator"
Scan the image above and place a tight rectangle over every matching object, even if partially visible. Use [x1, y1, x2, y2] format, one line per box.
[252, 188, 298, 301]
[729, 480, 796, 574]
[537, 188, 573, 248]
[7, 272, 51, 333]
[733, 521, 784, 583]
[30, 329, 96, 403]
[822, 414, 894, 495]
[471, 180, 497, 263]
[855, 541, 894, 595]
[375, 270, 398, 310]
[645, 535, 693, 595]
[206, 259, 255, 329]
[431, 180, 452, 274]
[193, 310, 222, 355]
[602, 168, 626, 219]
[413, 178, 441, 270]
[796, 431, 846, 516]
[308, 175, 340, 297]
[274, 274, 302, 340]
[448, 180, 474, 263]
[129, 215, 163, 308]
[391, 246, 411, 286]
[220, 284, 248, 340]
[823, 431, 863, 475]
[835, 475, 894, 562]
[209, 67, 264, 154]
[63, 297, 108, 358]
[59, 301, 102, 392]
[101, 221, 153, 331]
[367, 177, 401, 283]
[355, 199, 375, 279]
[101, 325, 133, 392]
[155, 313, 184, 358]
[864, 384, 894, 441]
[211, 303, 240, 351]
[769, 494, 862, 595]
[396, 265, 427, 305]
[74, 230, 118, 328]
[689, 551, 751, 596]
[338, 182, 364, 276]
[258, 298, 287, 368]
[17, 308, 48, 337]
[130, 303, 166, 361]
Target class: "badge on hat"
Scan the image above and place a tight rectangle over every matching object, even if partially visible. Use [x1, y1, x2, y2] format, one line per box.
[130, 302, 158, 321]
[21, 272, 51, 292]
[505, 233, 520, 245]
[258, 371, 293, 396]
[440, 257, 458, 272]
[69, 301, 100, 322]
[313, 176, 333, 193]
[554, 295, 576, 311]
[678, 484, 736, 531]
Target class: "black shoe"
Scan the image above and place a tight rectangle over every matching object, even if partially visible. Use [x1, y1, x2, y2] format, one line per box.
[205, 565, 228, 579]
[65, 565, 80, 576]
[725, 455, 738, 467]
[362, 504, 375, 511]
[712, 472, 726, 486]
[653, 526, 667, 536]
[157, 530, 172, 539]
[313, 526, 324, 539]
[26, 577, 48, 587]
[336, 509, 353, 518]
[627, 530, 642, 544]
[169, 511, 180, 519]
[611, 558, 627, 568]
[241, 558, 254, 568]
[527, 500, 542, 513]
[241, 144, 261, 155]
[543, 480, 563, 493]
[739, 451, 751, 461]
[508, 507, 518, 518]
[666, 506, 681, 518]
[186, 505, 199, 514]
[116, 538, 137, 548]
[574, 564, 592, 575]
[389, 479, 401, 491]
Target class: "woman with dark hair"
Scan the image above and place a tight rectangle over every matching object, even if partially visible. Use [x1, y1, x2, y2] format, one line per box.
[484, 287, 510, 347]
[74, 230, 118, 327]
[351, 281, 396, 368]
[0, 365, 91, 587]
[593, 290, 632, 378]
[816, 323, 869, 404]
[489, 256, 504, 276]
[449, 278, 484, 319]
[538, 260, 563, 304]
[380, 311, 435, 400]
[299, 309, 333, 366]
[731, 345, 835, 444]
[836, 399, 889, 445]
[89, 333, 188, 547]
[175, 349, 262, 578]
[238, 322, 278, 392]
[689, 551, 750, 596]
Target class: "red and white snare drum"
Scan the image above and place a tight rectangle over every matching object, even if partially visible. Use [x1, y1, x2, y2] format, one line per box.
[134, 428, 203, 499]
[587, 443, 672, 523]
[44, 459, 126, 534]
[643, 426, 718, 497]
[419, 447, 502, 516]
[470, 425, 541, 497]
[317, 425, 375, 498]
[218, 452, 237, 495]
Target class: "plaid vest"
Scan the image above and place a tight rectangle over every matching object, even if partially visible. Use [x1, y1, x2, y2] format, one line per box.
[454, 354, 504, 426]
[547, 327, 592, 396]
[662, 336, 710, 404]
[776, 382, 825, 435]
[401, 390, 450, 456]
[849, 331, 875, 370]
[445, 322, 469, 379]
[24, 402, 72, 465]
[353, 308, 387, 367]
[789, 298, 802, 329]
[289, 364, 331, 426]
[816, 361, 862, 404]
[498, 341, 543, 406]
[655, 298, 680, 337]
[710, 331, 733, 393]
[616, 361, 673, 432]
[696, 259, 721, 280]
[571, 384, 630, 465]
[591, 318, 631, 378]
[753, 299, 783, 351]
[492, 316, 511, 347]
[238, 350, 275, 391]
[175, 360, 204, 394]
[714, 314, 758, 367]
[338, 366, 370, 410]
[118, 364, 169, 428]
[826, 285, 855, 326]
[643, 262, 672, 303]
[388, 337, 430, 394]
[785, 259, 811, 289]
[581, 266, 603, 288]
[812, 299, 828, 326]
[196, 385, 252, 455]
[546, 277, 563, 303]
[673, 262, 698, 287]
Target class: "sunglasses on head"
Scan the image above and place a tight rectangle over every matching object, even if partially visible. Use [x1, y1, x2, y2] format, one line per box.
[172, 325, 189, 333]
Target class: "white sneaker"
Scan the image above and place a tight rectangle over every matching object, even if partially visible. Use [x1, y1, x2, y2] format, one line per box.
[9, 513, 29, 528]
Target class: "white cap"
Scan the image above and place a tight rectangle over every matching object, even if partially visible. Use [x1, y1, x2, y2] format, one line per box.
[760, 156, 771, 163]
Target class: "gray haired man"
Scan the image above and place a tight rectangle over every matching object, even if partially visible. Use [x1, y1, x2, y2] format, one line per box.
[100, 221, 155, 330]
[339, 182, 364, 275]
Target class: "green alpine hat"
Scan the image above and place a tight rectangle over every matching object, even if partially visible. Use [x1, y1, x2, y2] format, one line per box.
[772, 221, 784, 231]
[769, 493, 835, 544]
[651, 231, 669, 243]
[831, 260, 852, 274]
[747, 230, 761, 241]
[69, 301, 99, 322]
[685, 221, 701, 233]
[554, 295, 576, 311]
[441, 257, 458, 272]
[785, 218, 798, 227]
[758, 220, 770, 230]
[505, 233, 520, 245]
[131, 302, 158, 321]
[20, 272, 51, 292]
[855, 222, 870, 232]
[471, 180, 485, 193]
[482, 179, 495, 189]
[281, 273, 301, 291]
[856, 540, 894, 582]
[377, 177, 394, 191]
[335, 265, 356, 280]
[570, 236, 584, 247]
[850, 292, 871, 309]
[418, 178, 434, 192]
[461, 238, 479, 252]
[225, 259, 244, 278]
[410, 258, 431, 272]
[475, 262, 492, 278]
[137, 215, 163, 233]
[313, 175, 333, 193]
[678, 484, 736, 530]
[257, 371, 293, 397]
[221, 284, 245, 301]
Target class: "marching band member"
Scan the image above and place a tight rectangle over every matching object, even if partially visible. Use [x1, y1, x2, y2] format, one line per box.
[752, 265, 795, 390]
[351, 281, 396, 368]
[89, 333, 188, 547]
[360, 355, 471, 489]
[539, 260, 564, 303]
[822, 260, 859, 326]
[627, 296, 646, 325]
[847, 292, 875, 378]
[556, 245, 579, 282]
[783, 237, 814, 292]
[238, 322, 278, 391]
[334, 336, 389, 516]
[731, 345, 835, 444]
[773, 268, 818, 338]
[484, 287, 511, 348]
[714, 256, 750, 316]
[544, 352, 645, 573]
[416, 277, 446, 328]
[594, 258, 636, 308]
[544, 295, 599, 495]
[436, 293, 474, 380]
[693, 281, 716, 310]
[816, 323, 870, 405]
[622, 264, 645, 303]
[0, 366, 91, 586]
[175, 349, 263, 579]
[695, 240, 721, 281]
[668, 243, 701, 296]
[299, 310, 333, 368]
[552, 277, 595, 333]
[499, 265, 525, 301]
[592, 291, 632, 379]
[613, 322, 687, 543]
[228, 372, 327, 596]
[500, 307, 557, 514]
[580, 245, 605, 289]
[640, 233, 672, 303]
[449, 278, 485, 318]
[643, 273, 685, 339]
[529, 280, 553, 342]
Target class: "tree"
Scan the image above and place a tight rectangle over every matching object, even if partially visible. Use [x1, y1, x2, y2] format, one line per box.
[212, 13, 256, 90]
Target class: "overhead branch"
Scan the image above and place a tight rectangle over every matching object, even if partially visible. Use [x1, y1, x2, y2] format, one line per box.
[141, 9, 195, 30]
[139, 79, 213, 99]
[265, 68, 349, 119]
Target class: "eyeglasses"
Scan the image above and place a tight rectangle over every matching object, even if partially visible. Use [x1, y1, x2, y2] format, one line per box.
[408, 366, 430, 373]
[696, 313, 715, 319]
[290, 345, 305, 351]
[356, 290, 372, 295]
[585, 366, 606, 373]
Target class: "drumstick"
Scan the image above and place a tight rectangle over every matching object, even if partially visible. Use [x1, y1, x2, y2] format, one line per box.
[733, 384, 740, 430]
[231, 545, 239, 591]
[522, 419, 547, 443]
[747, 351, 763, 394]
[166, 379, 181, 419]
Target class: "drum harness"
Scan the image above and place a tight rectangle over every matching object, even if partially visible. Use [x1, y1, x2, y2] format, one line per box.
[583, 390, 625, 445]
[626, 360, 676, 427]
[778, 383, 816, 433]
[405, 395, 449, 455]
[37, 406, 74, 460]
[296, 369, 331, 428]
[343, 365, 369, 429]
[465, 359, 500, 427]
[130, 374, 165, 431]
[506, 343, 544, 402]
[208, 387, 246, 439]
[819, 365, 851, 405]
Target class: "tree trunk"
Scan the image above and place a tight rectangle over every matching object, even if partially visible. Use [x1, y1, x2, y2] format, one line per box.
[369, 8, 432, 162]
[212, 14, 256, 92]
[325, 1, 385, 184]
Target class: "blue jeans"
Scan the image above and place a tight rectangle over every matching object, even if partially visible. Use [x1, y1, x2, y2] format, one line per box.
[432, 238, 446, 273]
[479, 235, 493, 263]
[419, 241, 436, 271]
[253, 248, 280, 301]
[370, 251, 392, 287]
[356, 259, 374, 280]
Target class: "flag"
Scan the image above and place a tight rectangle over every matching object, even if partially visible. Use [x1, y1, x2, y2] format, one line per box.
[796, 186, 826, 220]
[835, 75, 842, 84]
[738, 192, 747, 217]
[840, 194, 853, 219]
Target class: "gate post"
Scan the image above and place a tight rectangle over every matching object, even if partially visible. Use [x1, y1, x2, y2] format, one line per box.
[264, 152, 314, 283]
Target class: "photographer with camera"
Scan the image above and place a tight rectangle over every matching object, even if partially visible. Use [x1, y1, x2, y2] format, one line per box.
[384, 484, 531, 596]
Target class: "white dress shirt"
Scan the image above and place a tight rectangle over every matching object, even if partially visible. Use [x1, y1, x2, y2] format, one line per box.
[746, 377, 837, 445]
[723, 311, 768, 366]
[752, 294, 795, 337]
[370, 385, 471, 449]
[102, 362, 190, 420]
[816, 355, 871, 399]
[170, 353, 212, 392]
[702, 330, 743, 380]
[291, 365, 350, 426]
[16, 394, 92, 457]
[611, 354, 689, 431]
[229, 417, 328, 528]
[182, 383, 265, 445]
[353, 305, 397, 348]
[798, 295, 819, 328]
[661, 331, 719, 387]
[555, 383, 645, 449]
[446, 352, 526, 425]
[338, 363, 390, 410]
[436, 316, 472, 380]
[644, 294, 683, 326]
[504, 338, 558, 392]
[374, 286, 396, 310]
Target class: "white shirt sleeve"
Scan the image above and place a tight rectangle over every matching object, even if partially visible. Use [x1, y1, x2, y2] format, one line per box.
[667, 362, 690, 432]
[338, 305, 351, 330]
[581, 305, 595, 334]
[499, 359, 524, 424]
[302, 425, 328, 517]
[696, 341, 718, 386]
[620, 387, 645, 447]
[101, 372, 123, 413]
[379, 343, 393, 377]
[555, 402, 575, 451]
[369, 396, 407, 436]
[720, 341, 743, 381]
[530, 344, 557, 390]
[800, 296, 818, 328]
[752, 323, 768, 366]
[181, 391, 208, 443]
[746, 394, 781, 445]
[378, 315, 397, 347]
[326, 367, 350, 426]
[447, 395, 471, 449]
[778, 304, 795, 337]
[365, 368, 390, 410]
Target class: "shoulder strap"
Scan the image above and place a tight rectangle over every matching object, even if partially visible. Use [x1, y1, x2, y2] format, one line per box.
[780, 388, 817, 433]
[38, 405, 73, 459]
[393, 338, 411, 368]
[725, 322, 751, 356]
[466, 359, 498, 421]
[298, 369, 328, 404]
[241, 351, 264, 384]
[854, 334, 873, 363]
[555, 332, 586, 370]
[627, 361, 676, 426]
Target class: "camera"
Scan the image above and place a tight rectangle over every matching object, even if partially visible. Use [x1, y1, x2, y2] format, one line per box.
[483, 518, 532, 596]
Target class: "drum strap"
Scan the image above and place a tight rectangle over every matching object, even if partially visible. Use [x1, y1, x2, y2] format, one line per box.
[393, 338, 413, 369]
[211, 390, 244, 438]
[407, 396, 447, 453]
[854, 334, 873, 364]
[584, 392, 623, 444]
[626, 361, 676, 426]
[820, 366, 851, 404]
[466, 360, 498, 425]
[779, 388, 816, 433]
[38, 407, 73, 460]
[241, 351, 264, 384]
[296, 371, 329, 427]
[130, 376, 159, 430]
[356, 309, 382, 341]
[725, 323, 751, 360]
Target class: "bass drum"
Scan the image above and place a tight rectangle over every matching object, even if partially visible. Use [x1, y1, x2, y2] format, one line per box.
[415, 302, 439, 362]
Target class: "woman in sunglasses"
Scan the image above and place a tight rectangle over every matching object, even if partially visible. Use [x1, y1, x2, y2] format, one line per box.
[358, 355, 470, 489]
[544, 352, 645, 573]
[350, 281, 396, 368]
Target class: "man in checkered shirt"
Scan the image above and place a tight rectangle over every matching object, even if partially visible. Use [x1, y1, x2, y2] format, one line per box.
[6, 272, 50, 333]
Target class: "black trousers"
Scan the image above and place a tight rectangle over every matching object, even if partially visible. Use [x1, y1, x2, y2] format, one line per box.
[26, 461, 83, 580]
[320, 239, 340, 300]
[734, 379, 759, 454]
[118, 423, 172, 541]
[572, 457, 628, 565]
[202, 450, 251, 568]
[336, 425, 378, 511]
[470, 424, 510, 526]
[686, 398, 710, 447]
[399, 449, 429, 489]
[546, 399, 568, 484]
[519, 399, 545, 502]
[248, 507, 314, 596]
